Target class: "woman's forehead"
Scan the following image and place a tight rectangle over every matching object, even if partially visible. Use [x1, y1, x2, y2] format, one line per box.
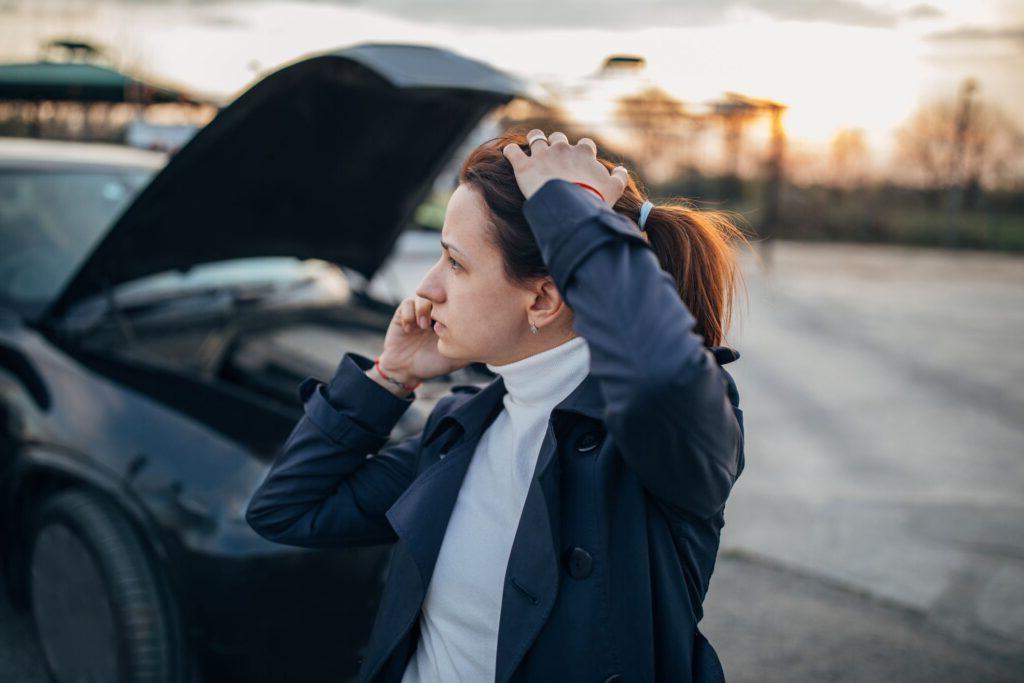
[442, 185, 492, 259]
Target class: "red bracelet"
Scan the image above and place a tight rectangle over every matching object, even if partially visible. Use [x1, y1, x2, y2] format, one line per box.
[573, 182, 605, 202]
[374, 356, 422, 392]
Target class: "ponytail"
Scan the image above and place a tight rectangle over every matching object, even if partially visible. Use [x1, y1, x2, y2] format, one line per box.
[610, 183, 752, 348]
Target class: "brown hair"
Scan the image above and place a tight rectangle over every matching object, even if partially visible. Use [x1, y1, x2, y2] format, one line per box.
[458, 130, 751, 347]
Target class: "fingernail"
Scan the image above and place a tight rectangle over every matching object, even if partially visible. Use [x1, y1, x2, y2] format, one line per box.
[419, 316, 427, 329]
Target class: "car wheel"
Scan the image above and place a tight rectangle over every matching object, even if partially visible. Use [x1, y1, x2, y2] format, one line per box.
[27, 488, 191, 683]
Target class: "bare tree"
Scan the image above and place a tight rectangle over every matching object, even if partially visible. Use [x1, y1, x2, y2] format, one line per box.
[893, 79, 1024, 192]
[497, 99, 581, 141]
[612, 85, 690, 184]
[828, 127, 871, 190]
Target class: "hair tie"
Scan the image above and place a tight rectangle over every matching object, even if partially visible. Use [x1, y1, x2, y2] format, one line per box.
[638, 200, 654, 232]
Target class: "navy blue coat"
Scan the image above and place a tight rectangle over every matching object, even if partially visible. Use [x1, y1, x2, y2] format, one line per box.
[246, 179, 746, 682]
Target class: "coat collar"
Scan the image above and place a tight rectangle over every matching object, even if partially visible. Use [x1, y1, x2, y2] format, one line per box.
[426, 363, 605, 445]
[421, 344, 739, 483]
[427, 343, 738, 448]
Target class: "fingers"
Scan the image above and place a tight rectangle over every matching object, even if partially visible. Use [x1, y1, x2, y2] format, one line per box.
[610, 165, 629, 192]
[505, 130, 628, 204]
[526, 128, 548, 151]
[414, 297, 433, 329]
[515, 130, 591, 157]
[548, 131, 569, 147]
[396, 297, 432, 332]
[396, 298, 415, 332]
[577, 137, 597, 156]
[543, 131, 595, 154]
[503, 142, 528, 168]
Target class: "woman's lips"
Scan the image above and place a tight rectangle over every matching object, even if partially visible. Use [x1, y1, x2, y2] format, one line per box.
[432, 319, 445, 331]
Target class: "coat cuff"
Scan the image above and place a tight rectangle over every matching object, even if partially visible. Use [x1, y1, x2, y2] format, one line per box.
[521, 179, 652, 293]
[296, 351, 416, 443]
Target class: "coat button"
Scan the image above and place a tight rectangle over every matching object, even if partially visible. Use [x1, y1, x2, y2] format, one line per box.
[575, 431, 602, 453]
[602, 676, 625, 683]
[563, 546, 593, 579]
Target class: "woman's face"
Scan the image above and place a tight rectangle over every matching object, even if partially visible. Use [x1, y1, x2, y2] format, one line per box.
[414, 183, 567, 366]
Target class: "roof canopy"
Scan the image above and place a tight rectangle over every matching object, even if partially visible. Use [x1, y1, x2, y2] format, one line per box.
[0, 61, 205, 104]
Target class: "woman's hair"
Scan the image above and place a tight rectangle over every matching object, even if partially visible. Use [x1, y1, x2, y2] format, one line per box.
[457, 130, 752, 347]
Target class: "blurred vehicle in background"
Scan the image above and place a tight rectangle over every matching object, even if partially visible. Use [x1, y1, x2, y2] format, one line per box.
[0, 43, 530, 683]
[124, 120, 203, 154]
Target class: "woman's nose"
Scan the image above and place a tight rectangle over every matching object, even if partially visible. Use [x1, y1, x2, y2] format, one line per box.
[415, 262, 444, 302]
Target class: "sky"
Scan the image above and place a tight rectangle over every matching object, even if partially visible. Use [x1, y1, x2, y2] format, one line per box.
[2, 0, 1022, 166]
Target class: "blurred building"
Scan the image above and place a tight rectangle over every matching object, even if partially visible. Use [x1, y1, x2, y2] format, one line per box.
[0, 38, 219, 153]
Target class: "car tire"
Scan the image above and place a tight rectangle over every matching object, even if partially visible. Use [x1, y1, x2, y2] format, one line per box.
[27, 488, 191, 683]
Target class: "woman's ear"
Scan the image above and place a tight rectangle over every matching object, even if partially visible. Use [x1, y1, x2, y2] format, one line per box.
[529, 276, 569, 324]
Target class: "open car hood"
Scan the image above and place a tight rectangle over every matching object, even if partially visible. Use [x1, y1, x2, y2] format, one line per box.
[45, 43, 533, 321]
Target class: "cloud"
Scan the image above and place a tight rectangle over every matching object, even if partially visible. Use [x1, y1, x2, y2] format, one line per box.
[926, 25, 1024, 47]
[193, 12, 249, 28]
[123, 0, 906, 30]
[350, 0, 903, 29]
[309, 0, 728, 30]
[746, 0, 898, 28]
[903, 4, 943, 21]
[0, 0, 909, 31]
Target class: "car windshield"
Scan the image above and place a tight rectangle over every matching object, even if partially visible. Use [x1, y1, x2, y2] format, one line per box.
[0, 167, 153, 315]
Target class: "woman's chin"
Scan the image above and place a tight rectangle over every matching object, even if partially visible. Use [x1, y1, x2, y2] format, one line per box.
[436, 340, 470, 364]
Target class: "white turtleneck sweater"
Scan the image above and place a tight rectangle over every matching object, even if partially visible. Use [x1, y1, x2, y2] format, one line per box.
[400, 335, 591, 683]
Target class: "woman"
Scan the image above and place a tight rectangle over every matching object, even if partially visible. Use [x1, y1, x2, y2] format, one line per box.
[246, 129, 749, 683]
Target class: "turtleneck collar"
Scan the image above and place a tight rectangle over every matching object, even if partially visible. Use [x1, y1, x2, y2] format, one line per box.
[485, 335, 590, 409]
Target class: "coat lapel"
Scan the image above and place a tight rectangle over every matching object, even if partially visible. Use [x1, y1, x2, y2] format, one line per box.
[494, 421, 561, 683]
[384, 374, 509, 589]
[363, 377, 510, 681]
[494, 371, 605, 683]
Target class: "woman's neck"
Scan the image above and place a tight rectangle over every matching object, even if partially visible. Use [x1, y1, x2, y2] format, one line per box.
[485, 335, 590, 407]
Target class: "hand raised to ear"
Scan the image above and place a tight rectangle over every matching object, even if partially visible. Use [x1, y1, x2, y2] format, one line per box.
[503, 129, 629, 208]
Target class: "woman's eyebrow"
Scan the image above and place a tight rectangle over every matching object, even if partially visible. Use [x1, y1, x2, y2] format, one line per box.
[440, 238, 470, 260]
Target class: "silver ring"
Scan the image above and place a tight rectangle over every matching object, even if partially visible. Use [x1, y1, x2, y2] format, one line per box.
[527, 131, 548, 146]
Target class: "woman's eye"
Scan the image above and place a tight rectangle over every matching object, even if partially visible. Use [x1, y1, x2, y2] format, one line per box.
[447, 256, 461, 270]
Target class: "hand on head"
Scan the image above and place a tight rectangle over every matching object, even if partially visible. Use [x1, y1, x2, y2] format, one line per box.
[502, 130, 629, 208]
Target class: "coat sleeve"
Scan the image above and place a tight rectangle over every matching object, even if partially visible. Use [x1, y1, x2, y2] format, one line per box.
[522, 179, 743, 521]
[245, 351, 429, 548]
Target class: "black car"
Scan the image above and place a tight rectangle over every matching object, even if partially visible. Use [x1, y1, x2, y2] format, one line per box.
[0, 43, 530, 683]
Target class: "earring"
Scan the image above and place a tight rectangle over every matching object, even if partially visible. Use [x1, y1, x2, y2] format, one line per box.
[529, 322, 539, 334]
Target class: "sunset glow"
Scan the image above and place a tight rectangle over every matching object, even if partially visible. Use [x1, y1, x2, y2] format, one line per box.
[1, 0, 1021, 165]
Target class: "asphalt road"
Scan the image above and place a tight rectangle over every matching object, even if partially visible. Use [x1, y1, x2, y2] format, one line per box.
[704, 550, 1024, 682]
[720, 240, 1024, 660]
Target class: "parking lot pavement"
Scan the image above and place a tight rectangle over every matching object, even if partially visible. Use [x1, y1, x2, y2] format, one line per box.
[721, 240, 1024, 656]
[702, 551, 1024, 682]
